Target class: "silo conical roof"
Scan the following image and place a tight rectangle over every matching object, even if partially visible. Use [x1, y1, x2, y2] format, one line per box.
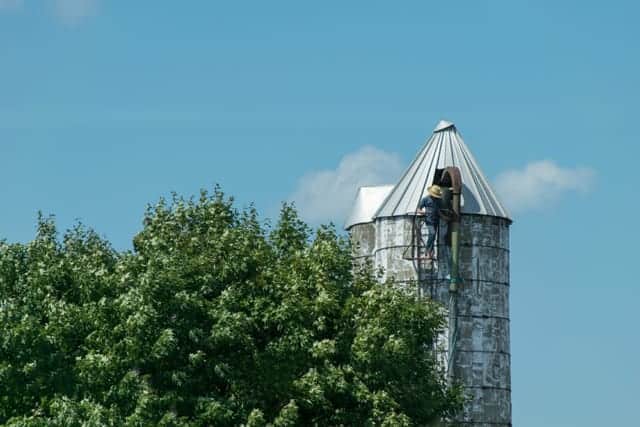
[374, 120, 510, 220]
[344, 185, 394, 230]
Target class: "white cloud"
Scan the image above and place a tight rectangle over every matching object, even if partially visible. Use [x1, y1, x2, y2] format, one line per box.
[290, 146, 404, 224]
[52, 0, 98, 25]
[0, 0, 23, 10]
[494, 160, 595, 214]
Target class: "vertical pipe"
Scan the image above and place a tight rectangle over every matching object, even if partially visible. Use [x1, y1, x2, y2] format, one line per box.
[449, 190, 461, 292]
[442, 167, 462, 291]
[443, 167, 462, 387]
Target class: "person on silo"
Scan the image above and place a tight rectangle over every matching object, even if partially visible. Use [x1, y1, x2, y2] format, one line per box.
[418, 185, 443, 260]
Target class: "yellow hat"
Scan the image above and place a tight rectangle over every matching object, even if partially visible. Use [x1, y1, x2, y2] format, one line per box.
[428, 185, 443, 199]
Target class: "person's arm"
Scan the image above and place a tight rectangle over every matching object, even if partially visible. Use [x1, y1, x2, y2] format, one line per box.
[417, 197, 426, 214]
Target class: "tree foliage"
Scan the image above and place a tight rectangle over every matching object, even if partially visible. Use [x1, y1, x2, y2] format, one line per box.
[0, 188, 462, 426]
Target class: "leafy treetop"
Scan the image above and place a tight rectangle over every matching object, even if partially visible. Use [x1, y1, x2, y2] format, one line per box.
[0, 187, 462, 426]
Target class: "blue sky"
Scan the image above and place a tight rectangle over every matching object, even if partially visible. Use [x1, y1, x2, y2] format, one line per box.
[1, 1, 638, 425]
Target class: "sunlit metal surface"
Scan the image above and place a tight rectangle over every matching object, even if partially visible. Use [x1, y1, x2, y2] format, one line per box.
[344, 185, 394, 230]
[375, 120, 510, 220]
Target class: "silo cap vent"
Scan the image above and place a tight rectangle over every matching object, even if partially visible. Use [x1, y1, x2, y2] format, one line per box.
[433, 120, 455, 132]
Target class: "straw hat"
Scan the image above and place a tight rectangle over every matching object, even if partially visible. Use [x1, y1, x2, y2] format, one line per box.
[427, 185, 443, 199]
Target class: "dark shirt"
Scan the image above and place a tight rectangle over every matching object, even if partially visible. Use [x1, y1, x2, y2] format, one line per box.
[419, 196, 440, 225]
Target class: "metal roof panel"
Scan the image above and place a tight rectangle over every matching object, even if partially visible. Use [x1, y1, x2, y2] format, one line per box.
[344, 185, 394, 230]
[374, 121, 510, 220]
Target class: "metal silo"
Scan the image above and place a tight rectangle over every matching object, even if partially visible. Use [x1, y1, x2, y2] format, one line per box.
[346, 120, 512, 426]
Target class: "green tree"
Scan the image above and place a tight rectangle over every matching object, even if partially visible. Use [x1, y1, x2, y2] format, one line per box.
[0, 188, 462, 426]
